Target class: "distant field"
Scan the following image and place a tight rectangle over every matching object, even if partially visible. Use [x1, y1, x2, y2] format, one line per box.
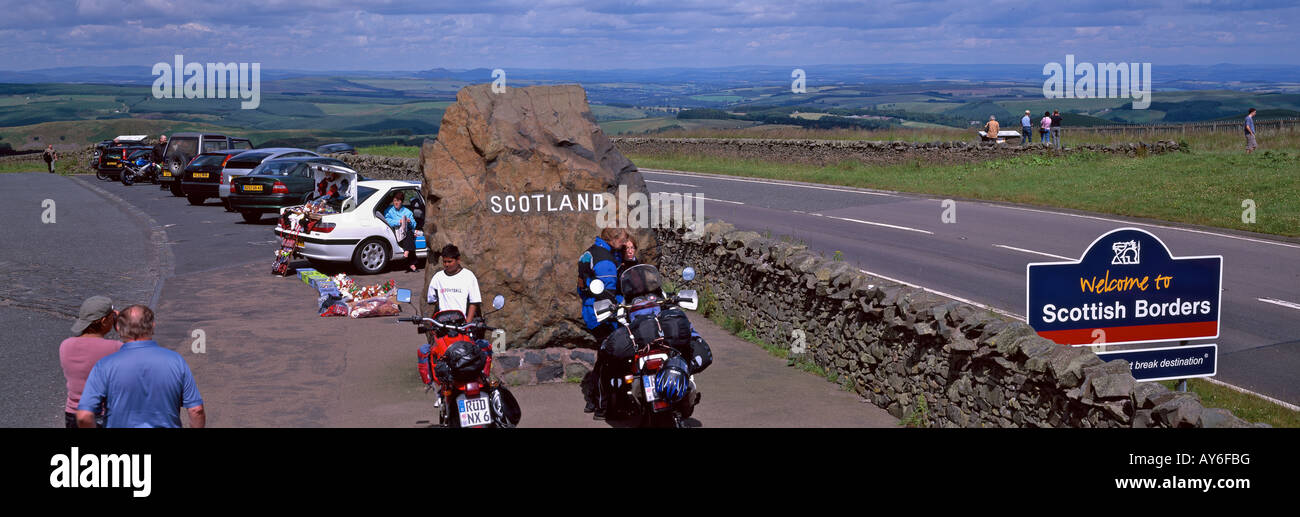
[599, 116, 760, 135]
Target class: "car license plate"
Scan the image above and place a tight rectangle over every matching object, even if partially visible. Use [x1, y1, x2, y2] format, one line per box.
[643, 375, 657, 402]
[243, 184, 263, 192]
[457, 394, 492, 427]
[193, 172, 209, 178]
[162, 171, 172, 177]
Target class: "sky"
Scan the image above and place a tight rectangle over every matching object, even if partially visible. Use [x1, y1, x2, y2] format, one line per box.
[0, 0, 1296, 71]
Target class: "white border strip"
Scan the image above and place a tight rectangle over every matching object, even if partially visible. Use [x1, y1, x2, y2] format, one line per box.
[994, 244, 1073, 261]
[1258, 297, 1300, 311]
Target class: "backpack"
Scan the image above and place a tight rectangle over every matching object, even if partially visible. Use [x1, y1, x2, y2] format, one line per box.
[657, 308, 693, 349]
[438, 339, 487, 383]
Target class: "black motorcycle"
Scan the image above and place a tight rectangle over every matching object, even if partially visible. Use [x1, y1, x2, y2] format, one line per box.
[592, 265, 709, 428]
[120, 152, 161, 186]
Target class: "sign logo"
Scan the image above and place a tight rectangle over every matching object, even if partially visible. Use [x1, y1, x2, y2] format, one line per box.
[1111, 240, 1140, 265]
[1042, 54, 1151, 109]
[1026, 228, 1222, 346]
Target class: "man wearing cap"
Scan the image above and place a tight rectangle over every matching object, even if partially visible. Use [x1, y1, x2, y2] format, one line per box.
[59, 296, 121, 428]
[1021, 110, 1033, 146]
[77, 305, 205, 428]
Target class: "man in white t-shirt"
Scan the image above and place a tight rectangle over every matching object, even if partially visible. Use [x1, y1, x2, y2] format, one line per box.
[426, 244, 481, 320]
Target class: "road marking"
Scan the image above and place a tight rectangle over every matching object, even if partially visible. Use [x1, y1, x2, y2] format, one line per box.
[824, 215, 933, 235]
[1258, 297, 1300, 311]
[643, 168, 895, 197]
[645, 179, 700, 188]
[995, 204, 1300, 250]
[698, 196, 744, 205]
[857, 268, 1025, 321]
[993, 244, 1073, 261]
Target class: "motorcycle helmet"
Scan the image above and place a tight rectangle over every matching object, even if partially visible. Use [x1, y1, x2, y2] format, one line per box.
[654, 356, 691, 404]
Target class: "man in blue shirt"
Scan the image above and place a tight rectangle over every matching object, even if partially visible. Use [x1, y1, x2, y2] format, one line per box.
[1244, 108, 1257, 154]
[1020, 110, 1032, 147]
[77, 305, 205, 428]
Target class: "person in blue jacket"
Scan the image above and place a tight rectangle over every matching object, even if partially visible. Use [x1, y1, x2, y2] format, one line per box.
[578, 227, 627, 417]
[384, 192, 419, 272]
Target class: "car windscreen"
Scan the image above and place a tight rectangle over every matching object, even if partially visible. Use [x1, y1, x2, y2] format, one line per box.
[224, 152, 272, 169]
[310, 158, 348, 168]
[251, 161, 302, 176]
[189, 154, 230, 168]
[231, 140, 253, 149]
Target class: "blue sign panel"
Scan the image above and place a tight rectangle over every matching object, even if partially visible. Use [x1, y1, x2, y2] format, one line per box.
[1026, 228, 1222, 346]
[1096, 344, 1218, 382]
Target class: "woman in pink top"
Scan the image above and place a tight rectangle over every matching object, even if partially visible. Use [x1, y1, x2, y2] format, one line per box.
[1040, 112, 1053, 144]
[59, 296, 121, 428]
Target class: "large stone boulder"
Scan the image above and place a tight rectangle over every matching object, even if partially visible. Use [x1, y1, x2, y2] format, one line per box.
[419, 84, 656, 349]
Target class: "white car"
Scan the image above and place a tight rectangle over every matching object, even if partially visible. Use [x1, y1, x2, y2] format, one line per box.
[275, 180, 429, 274]
[221, 148, 318, 210]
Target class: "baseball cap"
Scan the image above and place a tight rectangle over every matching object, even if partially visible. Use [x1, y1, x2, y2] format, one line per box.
[71, 296, 114, 335]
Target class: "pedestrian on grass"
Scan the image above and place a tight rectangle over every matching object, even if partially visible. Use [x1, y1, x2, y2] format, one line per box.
[77, 305, 205, 428]
[42, 145, 57, 173]
[1051, 110, 1063, 149]
[1021, 110, 1032, 146]
[1245, 108, 1258, 153]
[59, 296, 121, 428]
[1040, 111, 1053, 144]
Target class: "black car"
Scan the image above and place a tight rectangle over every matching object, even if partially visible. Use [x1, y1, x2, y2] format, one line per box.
[228, 157, 351, 222]
[162, 132, 253, 179]
[178, 150, 245, 205]
[95, 144, 153, 181]
[316, 143, 357, 155]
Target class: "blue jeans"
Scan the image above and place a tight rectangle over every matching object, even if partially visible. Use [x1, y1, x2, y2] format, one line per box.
[1021, 127, 1032, 145]
[1040, 131, 1051, 144]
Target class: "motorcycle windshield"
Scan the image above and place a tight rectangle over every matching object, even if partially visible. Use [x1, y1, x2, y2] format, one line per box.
[618, 264, 664, 300]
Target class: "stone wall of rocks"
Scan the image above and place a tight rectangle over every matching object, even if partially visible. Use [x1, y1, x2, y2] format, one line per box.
[490, 347, 595, 386]
[651, 221, 1258, 428]
[330, 153, 420, 180]
[613, 137, 1182, 166]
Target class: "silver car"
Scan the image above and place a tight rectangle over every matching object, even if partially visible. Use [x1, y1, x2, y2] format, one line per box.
[219, 148, 319, 211]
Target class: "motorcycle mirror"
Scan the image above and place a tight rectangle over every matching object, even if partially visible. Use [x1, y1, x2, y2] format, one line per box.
[589, 279, 605, 295]
[396, 288, 412, 304]
[492, 295, 505, 310]
[682, 267, 696, 282]
[677, 289, 699, 311]
[593, 299, 614, 322]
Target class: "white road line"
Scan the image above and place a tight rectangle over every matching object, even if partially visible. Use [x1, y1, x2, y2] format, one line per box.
[642, 168, 895, 197]
[857, 268, 1026, 321]
[993, 244, 1074, 261]
[645, 179, 700, 188]
[698, 196, 744, 205]
[995, 204, 1300, 250]
[1258, 297, 1300, 311]
[825, 215, 933, 235]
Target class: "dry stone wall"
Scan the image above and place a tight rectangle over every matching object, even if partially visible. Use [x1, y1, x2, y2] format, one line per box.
[652, 221, 1258, 428]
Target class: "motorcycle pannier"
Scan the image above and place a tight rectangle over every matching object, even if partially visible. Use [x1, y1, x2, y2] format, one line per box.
[630, 314, 663, 348]
[657, 308, 692, 348]
[601, 327, 636, 360]
[441, 339, 487, 382]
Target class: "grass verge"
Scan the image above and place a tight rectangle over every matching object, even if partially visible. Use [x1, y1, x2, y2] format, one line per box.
[358, 144, 420, 158]
[627, 149, 1300, 237]
[1158, 379, 1299, 428]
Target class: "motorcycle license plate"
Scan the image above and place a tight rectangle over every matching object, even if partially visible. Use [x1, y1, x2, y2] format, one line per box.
[243, 184, 263, 192]
[457, 394, 492, 427]
[643, 375, 657, 402]
[193, 172, 209, 178]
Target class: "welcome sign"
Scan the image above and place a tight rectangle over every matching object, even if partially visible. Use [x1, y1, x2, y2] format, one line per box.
[1027, 228, 1222, 346]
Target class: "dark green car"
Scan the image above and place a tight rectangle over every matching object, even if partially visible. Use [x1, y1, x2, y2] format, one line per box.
[228, 157, 352, 223]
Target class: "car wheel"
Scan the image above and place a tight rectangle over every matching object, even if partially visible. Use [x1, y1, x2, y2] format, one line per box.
[170, 182, 184, 197]
[351, 238, 389, 275]
[96, 169, 109, 181]
[186, 194, 206, 206]
[240, 210, 262, 223]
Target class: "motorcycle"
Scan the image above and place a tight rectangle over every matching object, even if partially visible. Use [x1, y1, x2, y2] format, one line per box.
[120, 155, 161, 186]
[395, 289, 520, 428]
[591, 264, 706, 428]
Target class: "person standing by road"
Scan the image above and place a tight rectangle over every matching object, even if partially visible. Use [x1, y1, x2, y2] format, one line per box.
[385, 192, 420, 272]
[1020, 110, 1032, 146]
[1040, 111, 1053, 144]
[1245, 108, 1258, 153]
[425, 244, 482, 321]
[42, 145, 57, 173]
[77, 305, 205, 428]
[59, 296, 121, 428]
[578, 227, 627, 417]
[151, 135, 168, 164]
[1051, 110, 1063, 149]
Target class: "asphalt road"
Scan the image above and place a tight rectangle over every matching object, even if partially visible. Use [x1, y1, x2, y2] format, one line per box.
[0, 172, 277, 427]
[642, 168, 1300, 406]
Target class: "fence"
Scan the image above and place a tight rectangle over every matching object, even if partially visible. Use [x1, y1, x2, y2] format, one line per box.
[1066, 118, 1298, 136]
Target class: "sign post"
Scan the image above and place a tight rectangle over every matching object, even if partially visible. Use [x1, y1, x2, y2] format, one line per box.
[1026, 228, 1222, 383]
